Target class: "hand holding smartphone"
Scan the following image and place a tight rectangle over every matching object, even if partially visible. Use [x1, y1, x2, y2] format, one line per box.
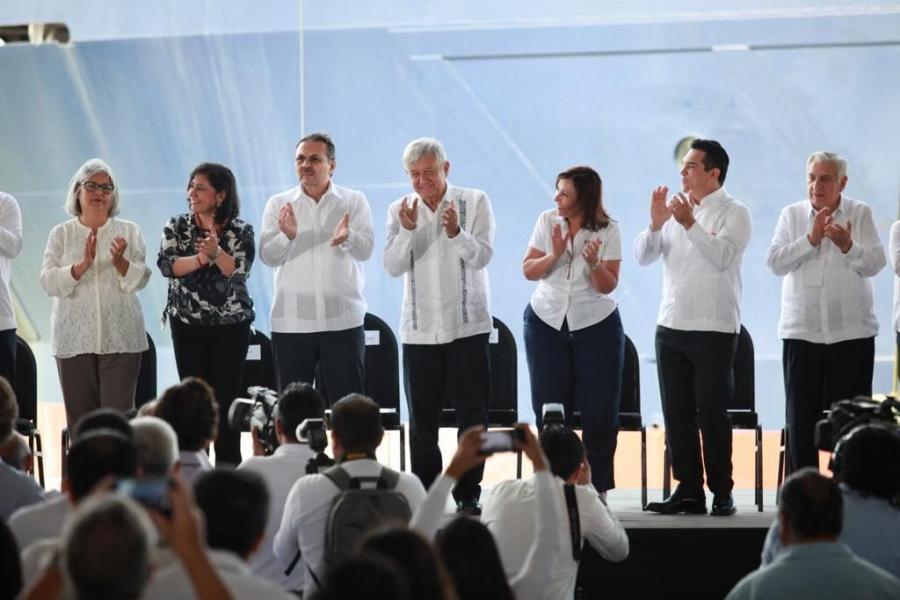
[117, 477, 172, 516]
[479, 428, 525, 455]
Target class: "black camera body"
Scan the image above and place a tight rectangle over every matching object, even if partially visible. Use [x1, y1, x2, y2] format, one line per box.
[815, 395, 900, 452]
[228, 386, 280, 454]
[542, 403, 566, 431]
[295, 418, 334, 473]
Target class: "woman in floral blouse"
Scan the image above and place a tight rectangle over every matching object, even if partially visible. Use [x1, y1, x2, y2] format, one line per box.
[158, 162, 255, 465]
[41, 158, 151, 430]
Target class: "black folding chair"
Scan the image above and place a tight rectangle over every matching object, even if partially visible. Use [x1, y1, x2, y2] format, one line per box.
[13, 335, 44, 488]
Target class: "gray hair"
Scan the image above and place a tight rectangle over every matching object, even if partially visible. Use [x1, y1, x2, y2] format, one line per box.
[807, 151, 848, 181]
[63, 494, 156, 600]
[130, 416, 179, 477]
[402, 137, 447, 171]
[0, 376, 17, 445]
[1, 433, 32, 471]
[64, 158, 121, 217]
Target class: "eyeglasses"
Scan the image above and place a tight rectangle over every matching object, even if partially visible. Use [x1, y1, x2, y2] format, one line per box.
[82, 181, 115, 195]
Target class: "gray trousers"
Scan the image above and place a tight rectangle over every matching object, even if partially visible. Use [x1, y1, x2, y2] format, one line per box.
[56, 352, 142, 431]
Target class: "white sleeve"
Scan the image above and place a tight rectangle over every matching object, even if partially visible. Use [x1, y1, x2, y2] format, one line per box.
[117, 224, 151, 292]
[259, 195, 294, 267]
[766, 206, 817, 275]
[339, 193, 375, 262]
[633, 227, 663, 266]
[40, 224, 79, 298]
[448, 192, 494, 269]
[383, 199, 415, 277]
[579, 485, 629, 562]
[0, 194, 23, 259]
[840, 204, 885, 277]
[510, 471, 561, 600]
[685, 203, 751, 272]
[409, 474, 455, 540]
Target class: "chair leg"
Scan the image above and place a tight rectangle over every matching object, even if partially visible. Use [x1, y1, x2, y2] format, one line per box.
[61, 428, 69, 479]
[755, 426, 763, 512]
[640, 427, 648, 509]
[662, 436, 672, 499]
[34, 431, 45, 489]
[399, 424, 406, 472]
[776, 428, 787, 504]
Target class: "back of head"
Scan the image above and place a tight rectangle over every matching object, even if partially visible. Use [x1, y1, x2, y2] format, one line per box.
[690, 138, 729, 185]
[331, 394, 383, 455]
[312, 555, 411, 600]
[277, 382, 326, 442]
[0, 519, 22, 600]
[154, 377, 218, 452]
[193, 469, 269, 559]
[72, 408, 133, 442]
[779, 468, 843, 543]
[359, 526, 453, 600]
[437, 516, 514, 600]
[833, 423, 900, 502]
[1, 432, 32, 471]
[67, 430, 138, 502]
[540, 425, 585, 480]
[0, 376, 17, 445]
[130, 416, 179, 478]
[64, 495, 155, 600]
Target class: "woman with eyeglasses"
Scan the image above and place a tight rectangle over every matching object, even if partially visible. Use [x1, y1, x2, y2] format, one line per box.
[157, 162, 255, 466]
[522, 165, 624, 494]
[40, 158, 151, 430]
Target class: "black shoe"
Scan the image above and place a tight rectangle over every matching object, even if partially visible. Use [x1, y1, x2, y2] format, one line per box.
[456, 499, 482, 516]
[711, 494, 736, 516]
[645, 486, 707, 515]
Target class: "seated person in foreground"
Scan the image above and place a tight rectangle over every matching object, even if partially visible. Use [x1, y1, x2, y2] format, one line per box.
[0, 376, 44, 520]
[727, 469, 900, 600]
[483, 425, 629, 600]
[154, 377, 218, 486]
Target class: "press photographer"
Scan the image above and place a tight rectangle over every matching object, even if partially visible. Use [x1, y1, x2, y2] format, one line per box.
[237, 382, 327, 593]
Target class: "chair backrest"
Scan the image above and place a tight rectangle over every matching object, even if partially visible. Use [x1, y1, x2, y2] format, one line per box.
[731, 325, 755, 412]
[488, 317, 517, 426]
[363, 313, 401, 414]
[241, 329, 278, 394]
[620, 335, 641, 415]
[135, 333, 157, 409]
[13, 336, 38, 424]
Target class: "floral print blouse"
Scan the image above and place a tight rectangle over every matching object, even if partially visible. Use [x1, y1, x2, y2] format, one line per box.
[157, 213, 255, 326]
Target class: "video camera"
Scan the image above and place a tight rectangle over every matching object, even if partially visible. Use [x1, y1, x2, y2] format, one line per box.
[542, 403, 566, 431]
[815, 395, 900, 452]
[227, 386, 280, 454]
[296, 418, 334, 474]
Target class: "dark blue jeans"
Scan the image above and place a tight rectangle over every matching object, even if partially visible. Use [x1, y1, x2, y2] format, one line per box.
[525, 304, 624, 492]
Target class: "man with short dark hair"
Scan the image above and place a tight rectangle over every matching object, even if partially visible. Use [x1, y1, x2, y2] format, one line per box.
[154, 377, 218, 485]
[260, 133, 374, 403]
[482, 426, 629, 600]
[0, 376, 44, 520]
[238, 382, 326, 591]
[635, 139, 751, 516]
[274, 394, 426, 598]
[727, 469, 900, 599]
[761, 423, 900, 577]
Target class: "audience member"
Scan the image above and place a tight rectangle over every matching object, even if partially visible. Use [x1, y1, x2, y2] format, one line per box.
[483, 425, 629, 600]
[238, 381, 325, 591]
[308, 555, 411, 600]
[438, 516, 512, 600]
[274, 393, 426, 598]
[143, 469, 293, 599]
[154, 377, 218, 485]
[0, 377, 44, 520]
[727, 469, 900, 599]
[359, 526, 456, 600]
[8, 409, 133, 549]
[412, 424, 560, 600]
[761, 423, 900, 577]
[130, 415, 180, 478]
[0, 519, 21, 600]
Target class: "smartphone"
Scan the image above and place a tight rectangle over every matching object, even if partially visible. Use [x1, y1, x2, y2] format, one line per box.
[117, 477, 171, 515]
[479, 429, 525, 455]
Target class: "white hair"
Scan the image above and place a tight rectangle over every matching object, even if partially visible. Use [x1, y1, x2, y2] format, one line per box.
[64, 158, 120, 217]
[807, 151, 848, 181]
[130, 416, 179, 477]
[402, 137, 447, 171]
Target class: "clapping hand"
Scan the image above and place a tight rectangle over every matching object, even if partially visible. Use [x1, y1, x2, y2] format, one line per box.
[330, 212, 350, 246]
[824, 219, 853, 253]
[650, 186, 672, 231]
[72, 230, 98, 280]
[445, 425, 488, 481]
[668, 192, 695, 229]
[551, 223, 572, 259]
[399, 197, 419, 231]
[196, 232, 220, 261]
[441, 200, 461, 238]
[278, 204, 298, 240]
[582, 238, 602, 268]
[808, 206, 832, 246]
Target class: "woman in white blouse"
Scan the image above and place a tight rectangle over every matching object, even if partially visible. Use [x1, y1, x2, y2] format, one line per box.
[40, 159, 150, 429]
[522, 165, 623, 493]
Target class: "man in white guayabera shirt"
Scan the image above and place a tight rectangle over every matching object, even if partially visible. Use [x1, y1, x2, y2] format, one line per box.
[383, 137, 495, 515]
[634, 139, 751, 517]
[259, 133, 374, 403]
[766, 151, 885, 473]
[0, 191, 22, 385]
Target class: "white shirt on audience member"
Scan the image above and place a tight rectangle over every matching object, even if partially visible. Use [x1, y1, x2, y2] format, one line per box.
[8, 493, 69, 550]
[238, 442, 315, 591]
[766, 196, 885, 343]
[178, 450, 212, 487]
[273, 458, 426, 598]
[482, 475, 629, 600]
[633, 186, 751, 334]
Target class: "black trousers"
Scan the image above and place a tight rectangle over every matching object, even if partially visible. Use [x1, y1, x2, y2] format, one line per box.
[0, 328, 15, 388]
[403, 333, 490, 502]
[170, 319, 251, 466]
[783, 337, 874, 472]
[655, 326, 736, 496]
[271, 326, 365, 405]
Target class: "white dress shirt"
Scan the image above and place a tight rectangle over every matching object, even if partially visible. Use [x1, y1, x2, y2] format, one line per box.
[0, 192, 23, 331]
[8, 493, 70, 550]
[273, 458, 426, 598]
[889, 221, 900, 333]
[528, 210, 621, 331]
[178, 450, 212, 488]
[40, 218, 151, 358]
[410, 471, 561, 600]
[634, 187, 751, 334]
[384, 184, 494, 344]
[259, 182, 374, 333]
[766, 196, 885, 343]
[0, 461, 44, 521]
[142, 548, 295, 600]
[238, 442, 315, 591]
[482, 476, 629, 600]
